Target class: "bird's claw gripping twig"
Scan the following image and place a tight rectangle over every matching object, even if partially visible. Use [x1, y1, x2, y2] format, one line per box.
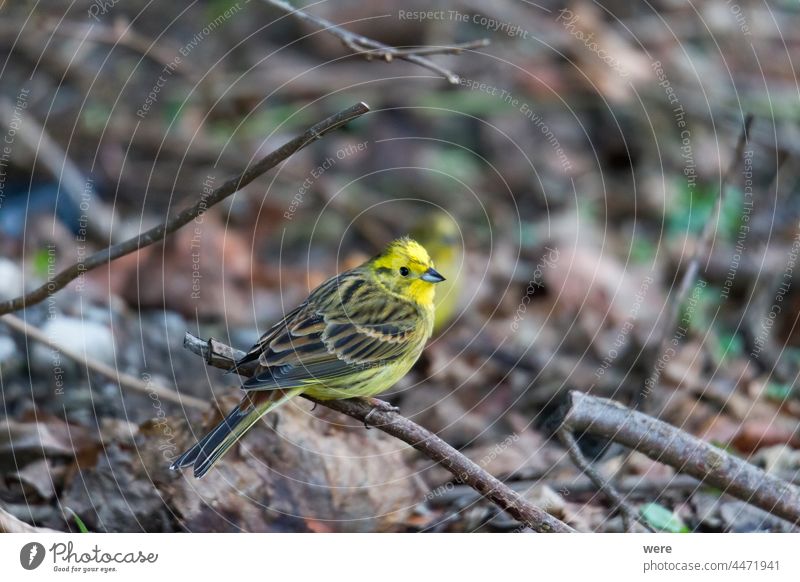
[362, 398, 400, 428]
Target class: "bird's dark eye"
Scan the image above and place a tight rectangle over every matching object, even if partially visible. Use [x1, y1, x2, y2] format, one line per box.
[399, 266, 410, 277]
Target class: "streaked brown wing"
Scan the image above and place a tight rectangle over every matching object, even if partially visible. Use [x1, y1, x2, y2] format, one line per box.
[239, 271, 421, 390]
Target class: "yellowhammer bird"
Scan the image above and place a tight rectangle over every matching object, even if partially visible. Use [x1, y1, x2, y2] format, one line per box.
[171, 237, 445, 478]
[412, 213, 462, 333]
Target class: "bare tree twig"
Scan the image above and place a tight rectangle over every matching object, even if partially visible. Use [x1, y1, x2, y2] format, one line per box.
[557, 428, 649, 532]
[40, 18, 205, 83]
[639, 114, 753, 408]
[0, 102, 370, 316]
[0, 313, 205, 409]
[743, 151, 794, 383]
[347, 39, 491, 60]
[560, 391, 800, 526]
[183, 332, 575, 533]
[264, 0, 489, 84]
[0, 97, 118, 244]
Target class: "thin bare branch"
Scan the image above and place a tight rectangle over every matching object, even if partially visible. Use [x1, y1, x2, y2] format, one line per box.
[0, 97, 118, 243]
[639, 114, 754, 407]
[0, 101, 370, 316]
[1, 313, 205, 409]
[183, 332, 575, 533]
[557, 427, 650, 532]
[560, 390, 800, 527]
[364, 39, 490, 59]
[264, 0, 489, 84]
[41, 18, 205, 83]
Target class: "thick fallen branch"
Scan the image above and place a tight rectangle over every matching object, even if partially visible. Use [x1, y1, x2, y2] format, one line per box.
[560, 391, 800, 526]
[183, 333, 575, 533]
[0, 102, 370, 316]
[265, 0, 489, 84]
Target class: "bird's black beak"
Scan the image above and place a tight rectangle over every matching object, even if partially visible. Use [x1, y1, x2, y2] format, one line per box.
[421, 267, 446, 283]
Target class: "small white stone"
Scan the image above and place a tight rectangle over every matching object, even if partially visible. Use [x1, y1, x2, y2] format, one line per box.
[31, 317, 116, 374]
[0, 258, 24, 301]
[0, 335, 17, 371]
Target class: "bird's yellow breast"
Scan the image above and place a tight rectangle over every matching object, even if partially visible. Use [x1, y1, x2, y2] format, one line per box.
[302, 342, 425, 400]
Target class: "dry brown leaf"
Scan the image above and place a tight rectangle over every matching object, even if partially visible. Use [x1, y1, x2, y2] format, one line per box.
[63, 399, 425, 532]
[0, 417, 94, 469]
[11, 459, 58, 500]
[105, 213, 254, 323]
[731, 419, 800, 455]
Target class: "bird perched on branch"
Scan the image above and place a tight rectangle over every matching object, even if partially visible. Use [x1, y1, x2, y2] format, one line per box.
[171, 237, 445, 478]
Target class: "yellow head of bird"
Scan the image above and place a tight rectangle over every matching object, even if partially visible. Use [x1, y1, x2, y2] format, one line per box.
[369, 237, 445, 307]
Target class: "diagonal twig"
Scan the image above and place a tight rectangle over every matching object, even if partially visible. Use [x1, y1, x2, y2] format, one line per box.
[0, 97, 118, 244]
[41, 17, 205, 83]
[183, 332, 575, 533]
[556, 428, 652, 532]
[264, 0, 489, 84]
[0, 102, 370, 316]
[0, 313, 205, 409]
[639, 114, 754, 408]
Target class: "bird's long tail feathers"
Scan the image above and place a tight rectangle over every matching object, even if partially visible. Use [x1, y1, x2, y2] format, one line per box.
[170, 387, 304, 478]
